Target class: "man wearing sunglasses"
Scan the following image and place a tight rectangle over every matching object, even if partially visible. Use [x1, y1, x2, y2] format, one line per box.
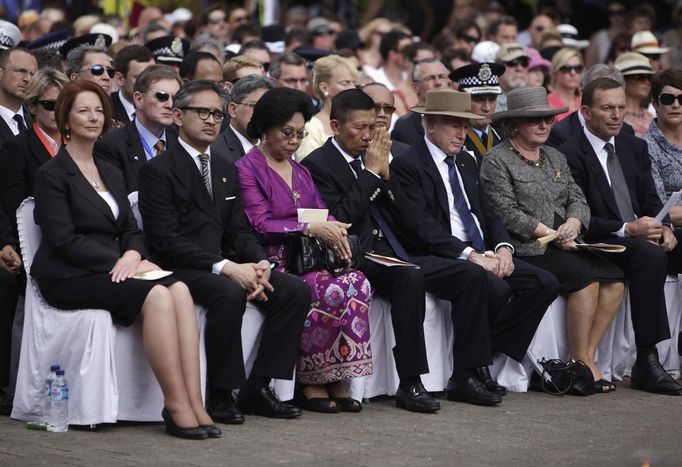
[494, 43, 529, 113]
[66, 45, 114, 95]
[560, 77, 682, 396]
[360, 82, 410, 158]
[95, 66, 181, 193]
[139, 80, 310, 422]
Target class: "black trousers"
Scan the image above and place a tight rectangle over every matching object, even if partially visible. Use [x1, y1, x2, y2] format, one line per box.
[594, 233, 682, 347]
[485, 258, 558, 362]
[0, 270, 21, 388]
[174, 269, 310, 391]
[362, 241, 493, 380]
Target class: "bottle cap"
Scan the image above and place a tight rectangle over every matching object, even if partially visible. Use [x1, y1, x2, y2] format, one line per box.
[56, 370, 65, 376]
[50, 365, 60, 371]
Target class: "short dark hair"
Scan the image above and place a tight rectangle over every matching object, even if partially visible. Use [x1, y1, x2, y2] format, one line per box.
[247, 87, 314, 139]
[330, 88, 376, 124]
[379, 30, 411, 61]
[201, 5, 226, 26]
[133, 64, 182, 93]
[442, 48, 470, 70]
[268, 52, 306, 79]
[179, 51, 222, 80]
[174, 79, 229, 113]
[55, 80, 112, 139]
[239, 39, 269, 55]
[489, 16, 518, 38]
[114, 45, 154, 76]
[0, 47, 34, 68]
[231, 24, 261, 44]
[651, 69, 682, 102]
[285, 27, 311, 49]
[581, 77, 623, 108]
[402, 42, 436, 62]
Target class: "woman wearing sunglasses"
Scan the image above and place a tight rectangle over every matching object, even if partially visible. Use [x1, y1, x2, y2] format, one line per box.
[481, 87, 625, 395]
[0, 68, 69, 263]
[645, 69, 682, 227]
[614, 52, 655, 137]
[547, 48, 584, 122]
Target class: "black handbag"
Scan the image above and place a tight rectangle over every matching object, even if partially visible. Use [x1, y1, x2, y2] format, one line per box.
[286, 235, 362, 277]
[529, 358, 596, 396]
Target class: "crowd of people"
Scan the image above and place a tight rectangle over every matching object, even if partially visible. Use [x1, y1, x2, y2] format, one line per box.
[1, 0, 682, 440]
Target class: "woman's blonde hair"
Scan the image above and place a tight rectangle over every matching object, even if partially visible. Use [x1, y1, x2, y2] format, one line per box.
[312, 55, 358, 99]
[551, 47, 583, 74]
[24, 68, 69, 103]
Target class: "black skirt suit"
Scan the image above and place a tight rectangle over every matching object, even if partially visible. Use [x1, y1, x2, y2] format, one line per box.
[31, 147, 175, 326]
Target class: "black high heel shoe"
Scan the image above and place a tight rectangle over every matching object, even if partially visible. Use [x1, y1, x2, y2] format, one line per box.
[200, 424, 222, 438]
[161, 408, 208, 440]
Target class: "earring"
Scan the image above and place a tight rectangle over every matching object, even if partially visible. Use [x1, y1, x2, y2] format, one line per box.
[64, 128, 71, 140]
[323, 91, 329, 97]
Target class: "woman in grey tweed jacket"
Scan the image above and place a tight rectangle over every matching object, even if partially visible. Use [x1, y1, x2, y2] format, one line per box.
[480, 87, 624, 394]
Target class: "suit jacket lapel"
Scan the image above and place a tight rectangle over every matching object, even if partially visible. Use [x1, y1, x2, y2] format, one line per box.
[417, 140, 450, 220]
[324, 139, 356, 186]
[210, 154, 231, 218]
[98, 160, 129, 226]
[226, 127, 245, 157]
[0, 117, 13, 143]
[127, 123, 148, 169]
[578, 132, 622, 219]
[170, 145, 217, 218]
[27, 127, 53, 165]
[57, 149, 118, 226]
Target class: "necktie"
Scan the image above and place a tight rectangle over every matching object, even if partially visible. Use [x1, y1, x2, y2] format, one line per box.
[198, 153, 213, 200]
[13, 114, 27, 133]
[153, 140, 165, 157]
[480, 131, 488, 144]
[604, 143, 636, 222]
[348, 158, 409, 260]
[443, 156, 486, 251]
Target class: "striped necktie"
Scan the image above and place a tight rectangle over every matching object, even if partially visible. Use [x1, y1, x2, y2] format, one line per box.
[198, 153, 213, 200]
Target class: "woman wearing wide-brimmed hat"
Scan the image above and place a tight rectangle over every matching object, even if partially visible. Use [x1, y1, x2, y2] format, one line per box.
[480, 86, 625, 394]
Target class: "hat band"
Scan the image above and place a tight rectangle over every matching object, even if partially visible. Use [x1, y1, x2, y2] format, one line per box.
[621, 64, 653, 73]
[634, 42, 661, 50]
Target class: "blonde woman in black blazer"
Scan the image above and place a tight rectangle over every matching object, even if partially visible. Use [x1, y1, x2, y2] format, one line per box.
[31, 81, 218, 440]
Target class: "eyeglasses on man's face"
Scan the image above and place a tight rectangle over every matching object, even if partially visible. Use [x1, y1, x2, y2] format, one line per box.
[181, 106, 226, 122]
[80, 65, 115, 78]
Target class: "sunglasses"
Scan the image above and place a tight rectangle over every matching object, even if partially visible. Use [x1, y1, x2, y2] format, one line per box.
[375, 103, 396, 114]
[208, 16, 226, 25]
[37, 100, 56, 111]
[152, 91, 173, 102]
[627, 74, 652, 81]
[658, 93, 682, 105]
[608, 9, 626, 16]
[232, 15, 250, 22]
[525, 115, 555, 126]
[80, 65, 115, 78]
[504, 57, 529, 68]
[458, 33, 479, 44]
[558, 64, 584, 74]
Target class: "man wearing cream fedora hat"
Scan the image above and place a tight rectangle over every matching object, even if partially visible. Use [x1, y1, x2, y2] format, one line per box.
[392, 89, 558, 402]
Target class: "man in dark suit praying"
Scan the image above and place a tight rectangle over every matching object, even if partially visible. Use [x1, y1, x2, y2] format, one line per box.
[138, 80, 310, 422]
[560, 77, 682, 395]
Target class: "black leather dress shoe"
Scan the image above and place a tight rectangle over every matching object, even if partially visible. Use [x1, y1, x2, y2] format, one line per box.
[395, 382, 440, 413]
[447, 377, 502, 406]
[473, 366, 507, 396]
[0, 389, 13, 416]
[238, 386, 302, 419]
[206, 392, 245, 425]
[631, 348, 682, 395]
[161, 408, 208, 440]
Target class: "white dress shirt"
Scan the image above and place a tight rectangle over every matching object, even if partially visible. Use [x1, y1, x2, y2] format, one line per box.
[582, 126, 628, 236]
[118, 91, 136, 121]
[231, 123, 256, 154]
[0, 104, 26, 136]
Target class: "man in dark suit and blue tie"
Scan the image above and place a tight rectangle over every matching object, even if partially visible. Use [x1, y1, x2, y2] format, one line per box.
[95, 65, 181, 193]
[138, 80, 310, 422]
[302, 89, 508, 409]
[391, 89, 558, 393]
[560, 77, 682, 395]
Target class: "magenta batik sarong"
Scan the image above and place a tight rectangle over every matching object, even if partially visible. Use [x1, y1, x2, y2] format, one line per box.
[296, 269, 373, 385]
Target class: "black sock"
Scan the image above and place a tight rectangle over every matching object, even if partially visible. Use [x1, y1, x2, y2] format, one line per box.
[399, 376, 421, 389]
[246, 374, 270, 390]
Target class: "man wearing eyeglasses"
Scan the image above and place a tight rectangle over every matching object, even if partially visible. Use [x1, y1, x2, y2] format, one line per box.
[211, 75, 274, 163]
[361, 82, 410, 158]
[0, 46, 37, 417]
[95, 66, 181, 193]
[392, 58, 451, 146]
[66, 45, 114, 95]
[139, 80, 310, 422]
[201, 6, 229, 48]
[494, 43, 529, 113]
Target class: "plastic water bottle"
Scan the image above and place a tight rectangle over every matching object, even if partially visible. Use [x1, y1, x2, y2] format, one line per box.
[48, 370, 68, 432]
[44, 365, 60, 421]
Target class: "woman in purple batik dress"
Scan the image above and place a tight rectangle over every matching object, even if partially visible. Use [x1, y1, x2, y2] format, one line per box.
[235, 87, 373, 414]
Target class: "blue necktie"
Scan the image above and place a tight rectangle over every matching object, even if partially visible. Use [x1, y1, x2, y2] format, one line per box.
[443, 156, 485, 251]
[349, 158, 409, 260]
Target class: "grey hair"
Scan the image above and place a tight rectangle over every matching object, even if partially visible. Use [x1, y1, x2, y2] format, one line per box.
[581, 64, 625, 88]
[230, 75, 275, 104]
[66, 45, 109, 76]
[173, 79, 229, 112]
[412, 57, 444, 82]
[268, 52, 306, 79]
[190, 36, 224, 58]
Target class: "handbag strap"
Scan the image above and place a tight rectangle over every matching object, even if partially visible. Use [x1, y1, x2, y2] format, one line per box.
[538, 358, 576, 396]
